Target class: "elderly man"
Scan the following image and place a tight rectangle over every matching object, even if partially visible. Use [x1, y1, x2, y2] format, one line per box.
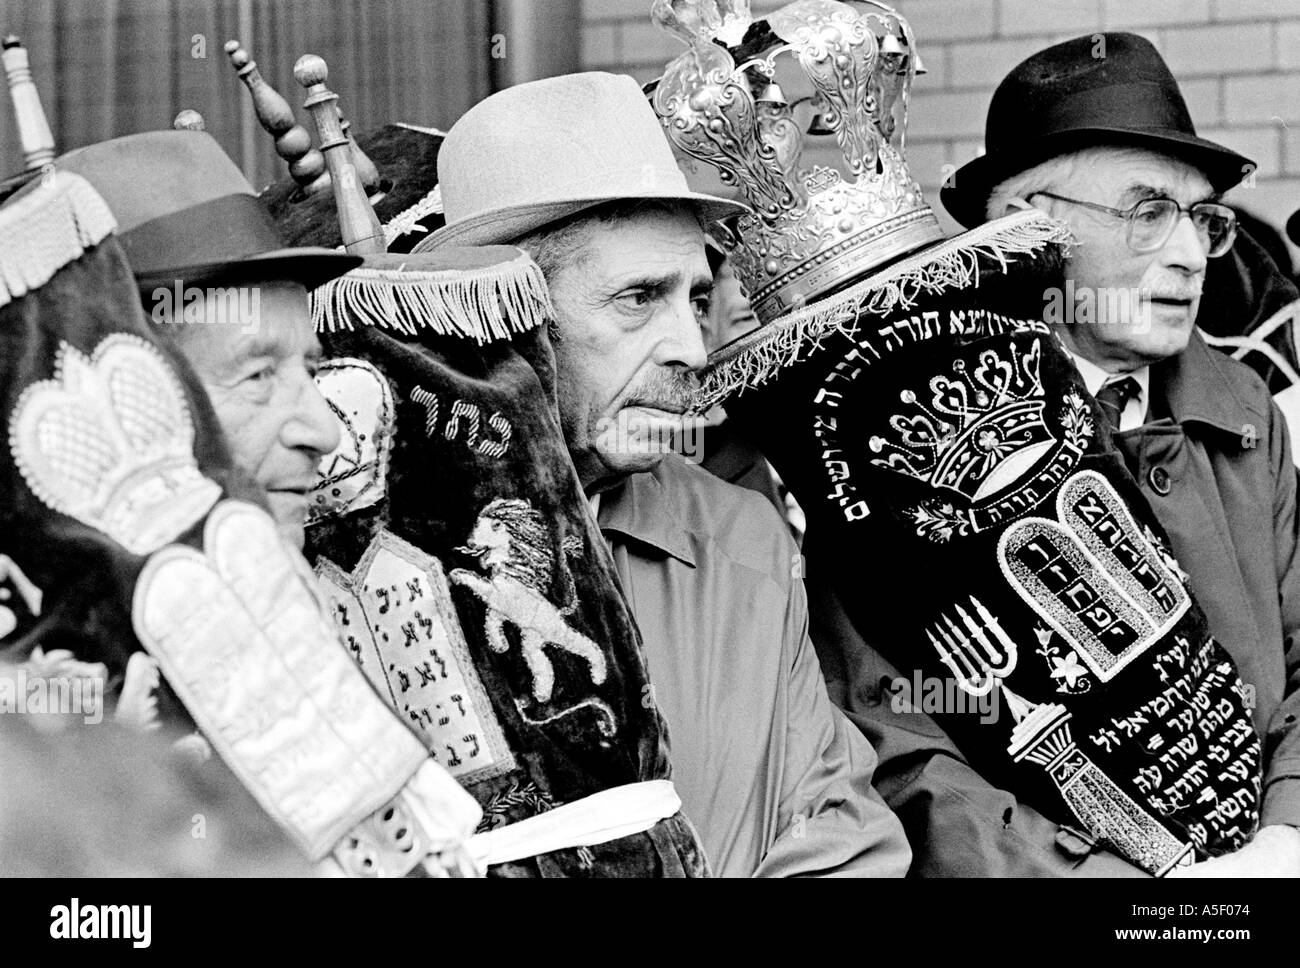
[55, 131, 358, 550]
[418, 71, 910, 878]
[914, 31, 1300, 877]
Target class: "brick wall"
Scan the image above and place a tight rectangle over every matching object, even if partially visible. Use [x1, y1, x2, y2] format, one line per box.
[579, 0, 1300, 269]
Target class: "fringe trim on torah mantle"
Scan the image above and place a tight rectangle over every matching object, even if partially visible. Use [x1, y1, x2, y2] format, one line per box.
[310, 248, 554, 344]
[0, 172, 117, 311]
[697, 208, 1076, 409]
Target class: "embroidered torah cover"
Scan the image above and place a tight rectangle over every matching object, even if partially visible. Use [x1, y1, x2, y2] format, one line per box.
[0, 172, 483, 876]
[0, 173, 246, 692]
[718, 252, 1264, 874]
[302, 255, 708, 878]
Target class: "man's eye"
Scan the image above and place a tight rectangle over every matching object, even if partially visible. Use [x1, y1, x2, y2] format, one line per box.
[616, 290, 654, 309]
[692, 295, 711, 319]
[1133, 201, 1171, 226]
[245, 365, 275, 384]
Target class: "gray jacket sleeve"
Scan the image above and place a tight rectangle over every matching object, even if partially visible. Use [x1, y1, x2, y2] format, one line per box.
[751, 546, 912, 878]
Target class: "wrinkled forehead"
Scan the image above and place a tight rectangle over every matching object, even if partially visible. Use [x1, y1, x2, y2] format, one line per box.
[1060, 146, 1217, 204]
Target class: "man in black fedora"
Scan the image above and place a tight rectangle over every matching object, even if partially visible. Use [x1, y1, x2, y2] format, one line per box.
[931, 31, 1300, 876]
[55, 130, 360, 550]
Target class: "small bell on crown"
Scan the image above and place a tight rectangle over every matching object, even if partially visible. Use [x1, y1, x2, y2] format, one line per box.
[757, 81, 788, 105]
[805, 94, 836, 136]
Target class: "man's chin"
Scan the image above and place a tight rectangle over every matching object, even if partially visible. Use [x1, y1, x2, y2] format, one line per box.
[1131, 312, 1195, 364]
[265, 491, 309, 550]
[595, 443, 671, 479]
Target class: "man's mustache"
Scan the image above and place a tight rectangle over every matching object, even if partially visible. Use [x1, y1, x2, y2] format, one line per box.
[625, 371, 699, 414]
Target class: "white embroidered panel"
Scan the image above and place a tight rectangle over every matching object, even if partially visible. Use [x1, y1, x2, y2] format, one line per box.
[309, 358, 394, 524]
[10, 334, 220, 554]
[1000, 517, 1157, 682]
[315, 530, 515, 786]
[997, 472, 1190, 683]
[1009, 703, 1192, 876]
[132, 500, 429, 860]
[1056, 471, 1190, 624]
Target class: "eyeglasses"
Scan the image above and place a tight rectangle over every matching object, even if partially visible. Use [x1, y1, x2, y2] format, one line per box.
[1028, 191, 1238, 258]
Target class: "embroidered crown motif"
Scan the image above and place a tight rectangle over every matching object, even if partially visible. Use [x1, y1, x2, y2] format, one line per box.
[9, 334, 221, 555]
[650, 0, 945, 323]
[308, 358, 394, 525]
[869, 340, 1056, 503]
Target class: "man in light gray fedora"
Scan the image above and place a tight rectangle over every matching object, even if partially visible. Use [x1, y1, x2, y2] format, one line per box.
[417, 71, 909, 878]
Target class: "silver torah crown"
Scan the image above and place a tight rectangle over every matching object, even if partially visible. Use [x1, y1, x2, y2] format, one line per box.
[650, 0, 945, 324]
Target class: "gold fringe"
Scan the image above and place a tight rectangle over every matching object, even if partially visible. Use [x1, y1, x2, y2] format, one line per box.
[309, 249, 554, 344]
[697, 208, 1076, 408]
[0, 172, 117, 311]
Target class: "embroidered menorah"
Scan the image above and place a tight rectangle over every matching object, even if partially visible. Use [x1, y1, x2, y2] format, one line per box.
[924, 595, 1017, 696]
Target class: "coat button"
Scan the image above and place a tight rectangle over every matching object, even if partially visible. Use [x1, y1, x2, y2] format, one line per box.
[1148, 466, 1171, 495]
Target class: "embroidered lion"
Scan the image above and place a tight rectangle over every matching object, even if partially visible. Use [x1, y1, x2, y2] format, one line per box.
[450, 498, 606, 703]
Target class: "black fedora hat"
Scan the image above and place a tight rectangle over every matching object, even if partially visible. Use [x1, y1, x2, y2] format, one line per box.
[55, 130, 359, 290]
[941, 32, 1254, 229]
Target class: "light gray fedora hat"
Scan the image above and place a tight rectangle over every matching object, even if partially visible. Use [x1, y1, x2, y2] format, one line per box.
[413, 71, 749, 253]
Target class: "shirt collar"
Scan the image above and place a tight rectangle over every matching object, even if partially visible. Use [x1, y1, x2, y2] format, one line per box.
[1067, 331, 1265, 437]
[1065, 348, 1150, 403]
[594, 461, 698, 567]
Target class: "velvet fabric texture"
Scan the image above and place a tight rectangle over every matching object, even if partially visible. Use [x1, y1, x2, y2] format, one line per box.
[263, 126, 707, 867]
[0, 183, 257, 725]
[306, 322, 709, 877]
[267, 128, 708, 875]
[725, 252, 1264, 874]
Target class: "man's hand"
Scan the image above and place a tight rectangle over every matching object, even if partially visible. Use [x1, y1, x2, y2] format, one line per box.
[1167, 825, 1300, 877]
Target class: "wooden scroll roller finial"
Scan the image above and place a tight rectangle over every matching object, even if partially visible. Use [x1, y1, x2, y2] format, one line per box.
[172, 109, 206, 131]
[336, 105, 380, 191]
[295, 54, 385, 254]
[225, 39, 328, 192]
[2, 36, 56, 171]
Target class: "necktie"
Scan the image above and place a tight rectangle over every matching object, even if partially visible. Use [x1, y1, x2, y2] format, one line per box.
[1095, 376, 1141, 434]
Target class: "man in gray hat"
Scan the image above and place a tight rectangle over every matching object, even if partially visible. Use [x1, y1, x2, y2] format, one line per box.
[418, 71, 909, 878]
[886, 31, 1300, 877]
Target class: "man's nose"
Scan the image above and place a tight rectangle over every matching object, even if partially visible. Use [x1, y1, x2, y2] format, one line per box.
[653, 295, 709, 372]
[283, 370, 341, 457]
[1163, 212, 1209, 275]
